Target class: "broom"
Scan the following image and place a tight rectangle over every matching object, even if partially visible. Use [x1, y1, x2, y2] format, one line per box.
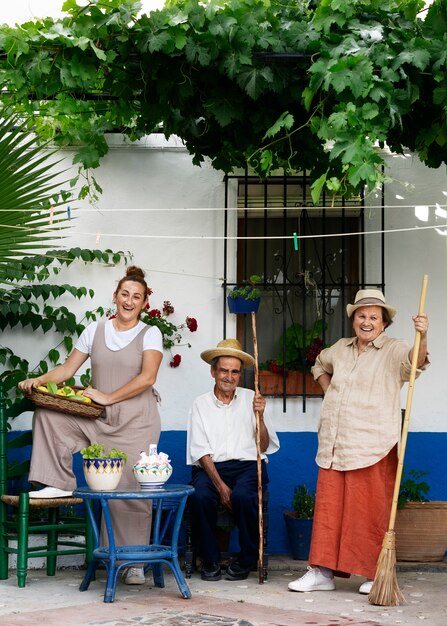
[369, 274, 428, 607]
[251, 310, 265, 584]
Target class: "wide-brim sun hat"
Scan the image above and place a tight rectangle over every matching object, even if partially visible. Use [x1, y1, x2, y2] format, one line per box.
[201, 338, 254, 367]
[346, 288, 397, 319]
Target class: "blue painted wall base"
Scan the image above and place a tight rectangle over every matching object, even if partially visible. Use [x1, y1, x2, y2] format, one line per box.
[10, 430, 447, 557]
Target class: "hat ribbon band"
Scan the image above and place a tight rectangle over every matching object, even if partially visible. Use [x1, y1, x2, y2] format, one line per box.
[354, 297, 386, 306]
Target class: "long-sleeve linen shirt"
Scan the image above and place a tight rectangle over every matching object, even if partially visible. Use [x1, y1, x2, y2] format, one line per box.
[186, 387, 280, 466]
[311, 332, 429, 471]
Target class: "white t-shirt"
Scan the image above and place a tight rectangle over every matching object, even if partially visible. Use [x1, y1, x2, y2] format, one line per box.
[75, 319, 163, 354]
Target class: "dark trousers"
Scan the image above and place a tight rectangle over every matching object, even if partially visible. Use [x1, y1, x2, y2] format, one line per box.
[189, 460, 268, 568]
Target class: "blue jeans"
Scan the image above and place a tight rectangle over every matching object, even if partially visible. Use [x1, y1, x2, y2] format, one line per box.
[189, 460, 268, 567]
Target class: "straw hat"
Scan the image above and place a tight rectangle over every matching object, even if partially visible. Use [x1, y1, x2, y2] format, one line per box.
[201, 339, 254, 367]
[346, 289, 397, 319]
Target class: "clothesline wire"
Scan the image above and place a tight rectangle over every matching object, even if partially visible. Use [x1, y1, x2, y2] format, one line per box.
[2, 222, 447, 240]
[40, 223, 447, 240]
[1, 203, 446, 212]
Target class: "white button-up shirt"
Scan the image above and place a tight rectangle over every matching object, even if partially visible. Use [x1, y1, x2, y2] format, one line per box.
[187, 387, 280, 466]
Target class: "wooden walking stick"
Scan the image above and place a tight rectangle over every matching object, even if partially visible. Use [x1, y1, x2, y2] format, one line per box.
[251, 310, 265, 584]
[369, 274, 428, 607]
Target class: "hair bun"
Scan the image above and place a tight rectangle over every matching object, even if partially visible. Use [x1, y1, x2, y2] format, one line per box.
[126, 265, 145, 278]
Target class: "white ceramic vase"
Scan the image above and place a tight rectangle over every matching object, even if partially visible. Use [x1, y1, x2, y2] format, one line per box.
[133, 444, 173, 490]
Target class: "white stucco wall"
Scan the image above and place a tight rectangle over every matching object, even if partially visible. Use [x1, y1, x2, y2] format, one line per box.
[382, 151, 447, 430]
[6, 135, 236, 431]
[4, 136, 446, 435]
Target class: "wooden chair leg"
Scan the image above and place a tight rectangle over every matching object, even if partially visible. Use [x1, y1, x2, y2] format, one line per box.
[0, 500, 9, 580]
[184, 512, 194, 578]
[262, 524, 269, 581]
[17, 493, 29, 588]
[46, 508, 58, 576]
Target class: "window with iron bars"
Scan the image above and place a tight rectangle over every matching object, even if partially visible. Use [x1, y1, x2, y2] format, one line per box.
[222, 170, 385, 412]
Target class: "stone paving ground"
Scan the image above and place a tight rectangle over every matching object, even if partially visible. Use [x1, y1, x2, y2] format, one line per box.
[0, 558, 446, 626]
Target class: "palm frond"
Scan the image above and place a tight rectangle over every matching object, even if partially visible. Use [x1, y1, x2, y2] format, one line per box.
[0, 114, 71, 268]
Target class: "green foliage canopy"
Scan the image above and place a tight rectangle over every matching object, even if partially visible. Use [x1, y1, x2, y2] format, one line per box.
[0, 0, 446, 200]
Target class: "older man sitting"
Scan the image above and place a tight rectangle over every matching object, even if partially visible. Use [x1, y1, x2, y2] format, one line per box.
[187, 339, 279, 582]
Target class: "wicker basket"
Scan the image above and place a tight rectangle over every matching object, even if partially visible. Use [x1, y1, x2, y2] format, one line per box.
[396, 501, 447, 561]
[26, 386, 104, 419]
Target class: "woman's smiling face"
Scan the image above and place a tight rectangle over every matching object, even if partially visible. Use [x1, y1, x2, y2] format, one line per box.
[352, 305, 385, 347]
[114, 280, 147, 323]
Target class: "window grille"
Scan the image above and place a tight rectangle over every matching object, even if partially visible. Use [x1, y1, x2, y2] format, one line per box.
[222, 170, 385, 411]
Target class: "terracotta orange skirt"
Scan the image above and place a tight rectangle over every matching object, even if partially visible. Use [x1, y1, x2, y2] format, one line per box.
[308, 446, 397, 580]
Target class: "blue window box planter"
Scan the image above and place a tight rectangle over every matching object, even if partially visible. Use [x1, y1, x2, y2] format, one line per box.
[227, 295, 260, 314]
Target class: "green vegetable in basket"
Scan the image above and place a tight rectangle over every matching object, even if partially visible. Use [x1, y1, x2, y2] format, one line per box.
[46, 381, 58, 394]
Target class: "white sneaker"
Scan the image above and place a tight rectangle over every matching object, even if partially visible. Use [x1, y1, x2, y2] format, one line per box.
[29, 487, 73, 499]
[288, 566, 335, 592]
[123, 567, 145, 585]
[359, 579, 373, 594]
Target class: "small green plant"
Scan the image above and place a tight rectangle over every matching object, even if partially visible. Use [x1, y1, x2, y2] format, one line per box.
[260, 319, 326, 372]
[80, 442, 128, 462]
[291, 484, 315, 519]
[398, 469, 430, 508]
[277, 319, 325, 371]
[228, 274, 262, 301]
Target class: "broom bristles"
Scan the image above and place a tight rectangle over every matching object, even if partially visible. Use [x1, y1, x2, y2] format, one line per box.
[368, 531, 404, 606]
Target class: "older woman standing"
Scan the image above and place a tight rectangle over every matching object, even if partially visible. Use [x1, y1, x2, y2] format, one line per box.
[288, 289, 429, 595]
[19, 265, 163, 585]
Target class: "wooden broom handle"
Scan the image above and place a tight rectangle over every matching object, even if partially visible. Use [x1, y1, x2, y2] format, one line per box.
[388, 274, 428, 531]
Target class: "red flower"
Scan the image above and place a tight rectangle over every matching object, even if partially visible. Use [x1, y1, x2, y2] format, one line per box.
[144, 287, 152, 309]
[306, 338, 324, 365]
[186, 316, 198, 332]
[108, 313, 117, 320]
[269, 360, 282, 374]
[163, 300, 174, 316]
[148, 308, 161, 318]
[170, 354, 182, 368]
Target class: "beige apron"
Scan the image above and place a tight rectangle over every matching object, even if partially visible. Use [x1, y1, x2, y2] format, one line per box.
[30, 320, 162, 546]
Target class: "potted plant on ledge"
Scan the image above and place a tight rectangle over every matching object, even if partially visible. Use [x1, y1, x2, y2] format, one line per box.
[395, 469, 447, 562]
[227, 274, 262, 314]
[259, 319, 325, 396]
[283, 484, 315, 560]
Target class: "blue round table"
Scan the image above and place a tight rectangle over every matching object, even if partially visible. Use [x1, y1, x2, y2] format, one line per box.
[73, 484, 194, 602]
